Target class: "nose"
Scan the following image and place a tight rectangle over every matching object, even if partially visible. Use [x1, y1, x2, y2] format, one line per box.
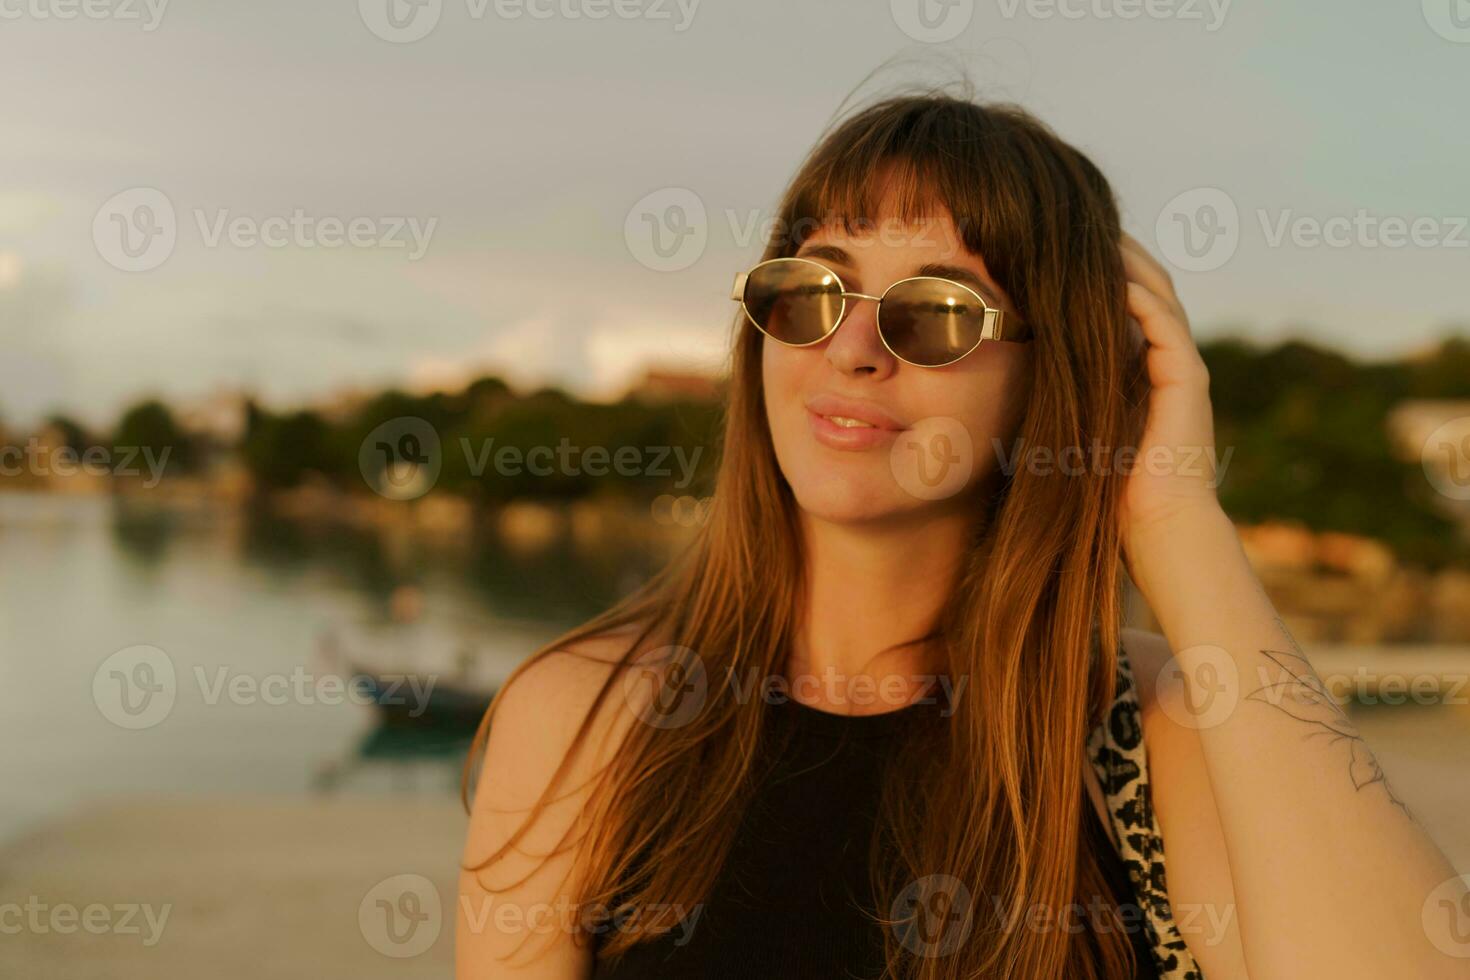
[823, 293, 896, 378]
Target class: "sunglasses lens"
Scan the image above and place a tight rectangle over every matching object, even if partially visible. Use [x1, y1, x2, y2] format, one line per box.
[879, 278, 987, 367]
[743, 259, 843, 345]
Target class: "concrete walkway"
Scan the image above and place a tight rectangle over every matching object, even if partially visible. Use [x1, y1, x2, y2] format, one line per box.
[0, 797, 464, 980]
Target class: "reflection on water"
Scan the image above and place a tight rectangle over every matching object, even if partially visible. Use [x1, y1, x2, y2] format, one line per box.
[111, 503, 177, 568]
[0, 491, 670, 842]
[107, 494, 667, 625]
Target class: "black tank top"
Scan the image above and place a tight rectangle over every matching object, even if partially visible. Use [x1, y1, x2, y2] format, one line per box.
[591, 691, 1161, 979]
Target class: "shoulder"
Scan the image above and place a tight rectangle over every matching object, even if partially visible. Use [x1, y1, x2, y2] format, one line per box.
[1113, 626, 1207, 791]
[457, 624, 657, 975]
[1117, 626, 1173, 718]
[1113, 628, 1248, 976]
[1087, 626, 1177, 763]
[473, 624, 654, 806]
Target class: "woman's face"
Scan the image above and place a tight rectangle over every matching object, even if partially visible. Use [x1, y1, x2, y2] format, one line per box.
[761, 201, 1033, 526]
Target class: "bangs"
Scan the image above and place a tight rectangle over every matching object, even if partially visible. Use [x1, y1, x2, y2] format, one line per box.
[777, 98, 1037, 298]
[792, 152, 953, 241]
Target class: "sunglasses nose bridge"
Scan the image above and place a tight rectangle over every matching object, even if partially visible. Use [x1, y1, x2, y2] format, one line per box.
[825, 290, 887, 360]
[831, 291, 881, 337]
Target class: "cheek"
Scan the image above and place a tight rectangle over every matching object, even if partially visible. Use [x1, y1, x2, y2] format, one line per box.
[761, 341, 803, 428]
[914, 361, 1031, 476]
[920, 362, 1023, 429]
[992, 358, 1033, 437]
[959, 380, 1021, 437]
[761, 344, 837, 490]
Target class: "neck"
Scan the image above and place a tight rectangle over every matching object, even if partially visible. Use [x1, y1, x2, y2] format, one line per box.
[786, 505, 978, 714]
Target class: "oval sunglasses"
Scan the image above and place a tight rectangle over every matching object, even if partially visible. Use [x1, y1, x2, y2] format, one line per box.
[731, 256, 1031, 368]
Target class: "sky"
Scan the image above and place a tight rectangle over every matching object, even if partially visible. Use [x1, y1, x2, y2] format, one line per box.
[1, 0, 1467, 428]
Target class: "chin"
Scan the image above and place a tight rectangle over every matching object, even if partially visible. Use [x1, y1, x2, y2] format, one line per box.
[785, 466, 917, 526]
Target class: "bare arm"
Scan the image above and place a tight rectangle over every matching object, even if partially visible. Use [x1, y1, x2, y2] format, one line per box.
[1111, 233, 1470, 975]
[1128, 507, 1467, 978]
[1115, 230, 1467, 977]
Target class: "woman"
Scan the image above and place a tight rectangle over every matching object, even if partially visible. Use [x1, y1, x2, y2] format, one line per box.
[456, 91, 1466, 978]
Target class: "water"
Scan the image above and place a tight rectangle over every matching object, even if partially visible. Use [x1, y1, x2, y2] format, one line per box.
[2, 491, 1467, 868]
[0, 491, 661, 844]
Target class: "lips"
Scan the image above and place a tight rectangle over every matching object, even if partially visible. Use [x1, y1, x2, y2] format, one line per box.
[804, 394, 908, 431]
[804, 393, 908, 451]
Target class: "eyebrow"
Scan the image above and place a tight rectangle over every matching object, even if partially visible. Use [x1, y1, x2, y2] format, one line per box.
[793, 243, 1003, 305]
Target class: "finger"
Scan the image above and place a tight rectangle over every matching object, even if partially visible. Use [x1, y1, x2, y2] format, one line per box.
[1119, 231, 1171, 287]
[1120, 244, 1190, 334]
[1119, 235, 1179, 299]
[1126, 281, 1201, 361]
[1120, 233, 1187, 301]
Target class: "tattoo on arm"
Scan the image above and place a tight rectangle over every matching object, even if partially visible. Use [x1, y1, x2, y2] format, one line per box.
[1244, 617, 1410, 816]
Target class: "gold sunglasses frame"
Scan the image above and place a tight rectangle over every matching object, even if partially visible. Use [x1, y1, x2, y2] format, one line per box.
[730, 256, 1031, 367]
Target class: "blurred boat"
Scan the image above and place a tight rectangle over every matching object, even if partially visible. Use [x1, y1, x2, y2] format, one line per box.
[313, 586, 554, 738]
[347, 666, 495, 735]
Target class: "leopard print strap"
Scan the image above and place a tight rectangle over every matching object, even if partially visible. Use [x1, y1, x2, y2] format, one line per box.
[1086, 642, 1205, 980]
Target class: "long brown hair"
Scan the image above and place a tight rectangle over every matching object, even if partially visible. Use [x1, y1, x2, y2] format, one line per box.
[462, 87, 1147, 979]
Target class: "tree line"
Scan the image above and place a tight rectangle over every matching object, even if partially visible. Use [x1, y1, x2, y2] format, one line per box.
[8, 334, 1469, 566]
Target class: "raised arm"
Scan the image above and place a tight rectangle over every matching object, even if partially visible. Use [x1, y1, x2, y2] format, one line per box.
[1116, 232, 1468, 978]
